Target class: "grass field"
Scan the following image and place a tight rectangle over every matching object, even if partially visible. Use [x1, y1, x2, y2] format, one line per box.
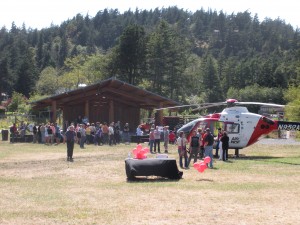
[0, 140, 299, 225]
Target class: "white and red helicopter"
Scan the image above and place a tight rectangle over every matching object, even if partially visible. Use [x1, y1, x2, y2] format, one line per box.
[158, 99, 300, 156]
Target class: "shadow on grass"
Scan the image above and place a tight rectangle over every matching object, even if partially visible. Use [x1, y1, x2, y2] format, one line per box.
[235, 155, 282, 160]
[276, 161, 300, 166]
[196, 178, 214, 182]
[126, 176, 181, 182]
[233, 155, 300, 166]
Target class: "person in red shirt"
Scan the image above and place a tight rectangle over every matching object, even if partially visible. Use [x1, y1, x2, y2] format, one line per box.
[198, 128, 205, 158]
[102, 122, 109, 144]
[169, 131, 176, 144]
[204, 128, 214, 168]
[10, 123, 18, 143]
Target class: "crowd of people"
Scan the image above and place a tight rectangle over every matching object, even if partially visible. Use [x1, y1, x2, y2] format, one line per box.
[136, 123, 230, 170]
[9, 121, 63, 145]
[10, 121, 63, 145]
[9, 119, 129, 146]
[9, 119, 132, 162]
[147, 125, 171, 154]
[9, 118, 229, 167]
[176, 127, 229, 169]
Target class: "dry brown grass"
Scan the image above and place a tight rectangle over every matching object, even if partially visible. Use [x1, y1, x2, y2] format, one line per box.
[0, 140, 299, 225]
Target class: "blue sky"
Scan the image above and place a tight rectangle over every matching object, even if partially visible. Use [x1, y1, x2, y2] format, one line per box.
[1, 0, 299, 29]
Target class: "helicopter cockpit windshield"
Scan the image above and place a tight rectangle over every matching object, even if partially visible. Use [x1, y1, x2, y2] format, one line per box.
[177, 119, 201, 134]
[177, 118, 221, 137]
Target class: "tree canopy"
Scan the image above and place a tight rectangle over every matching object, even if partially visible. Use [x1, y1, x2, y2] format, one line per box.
[0, 6, 299, 109]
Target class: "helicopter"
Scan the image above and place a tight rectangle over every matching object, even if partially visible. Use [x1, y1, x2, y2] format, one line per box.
[157, 99, 300, 157]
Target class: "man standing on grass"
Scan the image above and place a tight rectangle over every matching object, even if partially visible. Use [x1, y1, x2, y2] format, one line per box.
[204, 128, 214, 168]
[163, 126, 170, 153]
[79, 124, 86, 149]
[64, 125, 77, 162]
[187, 130, 201, 167]
[123, 122, 130, 144]
[153, 126, 161, 153]
[214, 128, 222, 158]
[10, 123, 17, 143]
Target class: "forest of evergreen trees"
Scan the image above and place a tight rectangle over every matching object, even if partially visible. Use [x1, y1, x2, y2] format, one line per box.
[0, 6, 299, 107]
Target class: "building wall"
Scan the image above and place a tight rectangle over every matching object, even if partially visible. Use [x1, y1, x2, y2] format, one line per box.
[63, 101, 140, 132]
[63, 104, 85, 125]
[89, 104, 109, 124]
[114, 103, 140, 132]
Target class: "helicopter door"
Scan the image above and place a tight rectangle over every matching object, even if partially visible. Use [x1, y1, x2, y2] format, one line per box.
[224, 122, 242, 148]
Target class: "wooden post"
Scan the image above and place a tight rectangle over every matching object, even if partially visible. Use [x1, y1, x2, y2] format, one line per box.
[157, 102, 163, 126]
[51, 100, 57, 123]
[85, 100, 89, 120]
[109, 99, 114, 123]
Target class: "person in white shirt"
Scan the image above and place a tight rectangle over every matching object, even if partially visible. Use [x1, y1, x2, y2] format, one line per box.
[153, 126, 161, 153]
[176, 131, 188, 169]
[108, 123, 115, 146]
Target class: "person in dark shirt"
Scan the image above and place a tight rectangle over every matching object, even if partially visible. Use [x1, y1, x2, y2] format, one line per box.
[32, 124, 38, 143]
[64, 125, 77, 162]
[187, 130, 201, 167]
[204, 128, 214, 168]
[220, 131, 229, 161]
[123, 122, 130, 144]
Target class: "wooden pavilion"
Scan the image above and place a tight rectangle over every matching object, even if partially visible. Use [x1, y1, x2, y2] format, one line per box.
[31, 77, 180, 131]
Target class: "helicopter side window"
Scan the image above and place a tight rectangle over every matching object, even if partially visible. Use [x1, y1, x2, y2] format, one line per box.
[226, 123, 240, 133]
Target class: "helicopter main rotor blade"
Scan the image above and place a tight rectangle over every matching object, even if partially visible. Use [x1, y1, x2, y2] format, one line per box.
[236, 102, 285, 107]
[155, 100, 285, 111]
[192, 102, 227, 112]
[155, 104, 199, 111]
[155, 101, 225, 111]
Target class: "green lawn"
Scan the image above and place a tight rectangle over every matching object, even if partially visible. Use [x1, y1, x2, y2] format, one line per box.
[0, 140, 299, 225]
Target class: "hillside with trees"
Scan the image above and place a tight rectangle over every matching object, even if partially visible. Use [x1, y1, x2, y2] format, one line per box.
[0, 6, 299, 110]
